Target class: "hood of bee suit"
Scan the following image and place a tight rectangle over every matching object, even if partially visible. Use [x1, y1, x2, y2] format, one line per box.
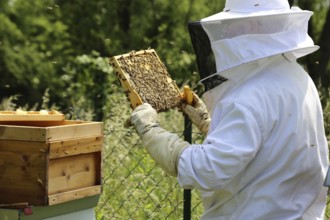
[187, 0, 319, 91]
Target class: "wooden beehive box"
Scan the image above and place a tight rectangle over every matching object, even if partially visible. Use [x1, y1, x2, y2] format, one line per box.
[0, 120, 103, 206]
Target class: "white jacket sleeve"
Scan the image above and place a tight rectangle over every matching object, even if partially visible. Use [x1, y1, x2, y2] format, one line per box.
[178, 101, 263, 190]
[130, 103, 189, 177]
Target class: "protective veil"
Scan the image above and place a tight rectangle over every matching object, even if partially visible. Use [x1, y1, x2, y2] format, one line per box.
[188, 1, 318, 91]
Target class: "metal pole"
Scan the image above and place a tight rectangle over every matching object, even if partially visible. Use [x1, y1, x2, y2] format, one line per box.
[183, 115, 192, 220]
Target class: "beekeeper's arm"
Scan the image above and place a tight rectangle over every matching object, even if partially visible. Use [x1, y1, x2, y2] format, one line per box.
[128, 103, 189, 177]
[180, 92, 211, 135]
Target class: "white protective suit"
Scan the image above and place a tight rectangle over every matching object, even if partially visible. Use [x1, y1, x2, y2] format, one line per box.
[128, 0, 329, 219]
[178, 54, 329, 219]
[177, 1, 329, 218]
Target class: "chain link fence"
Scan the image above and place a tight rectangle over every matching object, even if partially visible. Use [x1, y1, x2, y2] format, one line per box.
[94, 97, 330, 219]
[95, 102, 204, 219]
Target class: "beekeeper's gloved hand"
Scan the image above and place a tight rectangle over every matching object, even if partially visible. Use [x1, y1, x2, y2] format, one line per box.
[127, 103, 189, 177]
[180, 92, 211, 135]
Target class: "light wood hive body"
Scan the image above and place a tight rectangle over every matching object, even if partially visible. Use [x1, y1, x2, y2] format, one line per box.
[0, 120, 103, 206]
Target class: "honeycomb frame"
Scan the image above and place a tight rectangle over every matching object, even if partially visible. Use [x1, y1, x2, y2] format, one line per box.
[110, 49, 183, 112]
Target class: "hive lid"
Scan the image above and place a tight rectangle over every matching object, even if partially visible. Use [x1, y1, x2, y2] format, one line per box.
[110, 49, 183, 112]
[0, 110, 65, 121]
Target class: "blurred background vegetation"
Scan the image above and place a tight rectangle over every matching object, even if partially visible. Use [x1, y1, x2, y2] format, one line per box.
[0, 0, 329, 218]
[0, 0, 328, 125]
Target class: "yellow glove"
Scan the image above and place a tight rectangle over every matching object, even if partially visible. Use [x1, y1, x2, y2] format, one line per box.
[128, 103, 189, 176]
[181, 92, 211, 135]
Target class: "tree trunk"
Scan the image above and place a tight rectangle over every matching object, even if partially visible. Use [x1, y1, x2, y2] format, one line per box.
[288, 0, 294, 7]
[316, 7, 330, 88]
[117, 0, 132, 48]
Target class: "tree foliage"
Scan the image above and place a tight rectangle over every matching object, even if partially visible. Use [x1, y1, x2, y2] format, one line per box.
[0, 0, 329, 122]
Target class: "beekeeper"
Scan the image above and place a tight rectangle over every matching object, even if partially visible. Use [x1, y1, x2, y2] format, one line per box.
[126, 0, 329, 219]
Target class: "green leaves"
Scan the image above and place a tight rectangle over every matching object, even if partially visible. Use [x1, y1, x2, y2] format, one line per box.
[0, 0, 329, 124]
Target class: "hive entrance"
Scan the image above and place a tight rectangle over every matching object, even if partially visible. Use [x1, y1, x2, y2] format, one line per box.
[110, 49, 182, 112]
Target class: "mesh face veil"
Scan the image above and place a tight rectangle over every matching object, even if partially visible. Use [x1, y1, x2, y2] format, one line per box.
[188, 21, 227, 91]
[187, 2, 318, 91]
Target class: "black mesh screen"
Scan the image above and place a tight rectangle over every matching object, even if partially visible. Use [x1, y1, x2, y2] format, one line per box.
[188, 21, 216, 82]
[188, 21, 227, 91]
